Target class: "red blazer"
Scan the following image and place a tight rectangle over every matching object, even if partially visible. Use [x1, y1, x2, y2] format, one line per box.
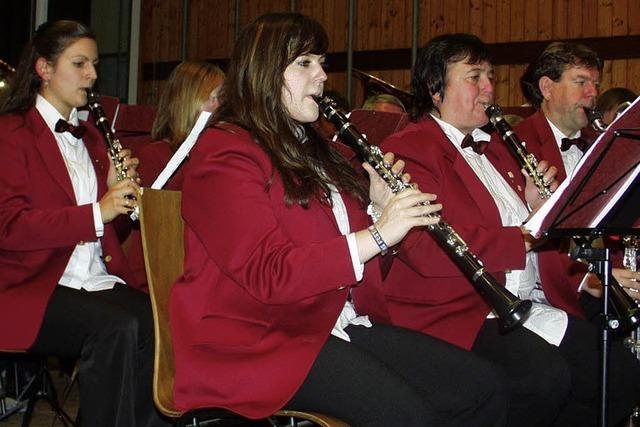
[354, 116, 526, 350]
[126, 140, 183, 290]
[514, 110, 568, 183]
[511, 111, 589, 317]
[0, 107, 134, 351]
[170, 124, 385, 418]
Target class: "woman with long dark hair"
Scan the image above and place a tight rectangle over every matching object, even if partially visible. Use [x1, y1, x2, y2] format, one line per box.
[0, 20, 167, 427]
[170, 13, 507, 426]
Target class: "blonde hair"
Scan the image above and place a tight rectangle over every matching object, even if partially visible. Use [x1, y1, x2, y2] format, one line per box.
[151, 60, 224, 149]
[362, 94, 406, 112]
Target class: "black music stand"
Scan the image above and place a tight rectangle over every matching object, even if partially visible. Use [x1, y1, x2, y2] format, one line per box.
[526, 99, 640, 427]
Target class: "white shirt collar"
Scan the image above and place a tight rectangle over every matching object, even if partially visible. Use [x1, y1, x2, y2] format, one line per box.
[430, 114, 491, 149]
[35, 94, 80, 135]
[545, 116, 581, 149]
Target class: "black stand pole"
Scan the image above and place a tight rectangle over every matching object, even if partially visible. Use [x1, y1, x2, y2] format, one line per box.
[571, 243, 613, 427]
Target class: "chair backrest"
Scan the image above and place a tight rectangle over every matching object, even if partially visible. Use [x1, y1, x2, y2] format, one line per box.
[139, 188, 184, 418]
[113, 103, 157, 154]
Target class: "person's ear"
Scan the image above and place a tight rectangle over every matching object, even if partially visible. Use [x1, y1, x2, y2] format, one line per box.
[432, 91, 442, 107]
[538, 76, 554, 101]
[35, 57, 51, 84]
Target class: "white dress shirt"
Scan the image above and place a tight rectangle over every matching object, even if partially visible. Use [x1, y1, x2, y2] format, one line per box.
[36, 95, 125, 291]
[432, 115, 568, 346]
[328, 185, 372, 342]
[546, 117, 583, 178]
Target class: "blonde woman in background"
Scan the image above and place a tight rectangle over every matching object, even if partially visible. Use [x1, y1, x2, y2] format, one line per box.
[127, 60, 225, 290]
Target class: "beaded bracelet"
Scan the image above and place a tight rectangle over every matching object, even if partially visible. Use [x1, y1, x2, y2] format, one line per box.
[368, 225, 389, 255]
[366, 202, 382, 223]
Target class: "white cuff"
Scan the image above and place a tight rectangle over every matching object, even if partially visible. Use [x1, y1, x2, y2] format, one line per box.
[92, 202, 104, 237]
[346, 233, 364, 281]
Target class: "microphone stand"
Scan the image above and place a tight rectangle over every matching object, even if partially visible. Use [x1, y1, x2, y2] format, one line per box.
[570, 240, 614, 427]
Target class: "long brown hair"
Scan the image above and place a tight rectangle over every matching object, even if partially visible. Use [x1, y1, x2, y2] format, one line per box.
[214, 13, 367, 208]
[0, 20, 95, 114]
[151, 60, 224, 150]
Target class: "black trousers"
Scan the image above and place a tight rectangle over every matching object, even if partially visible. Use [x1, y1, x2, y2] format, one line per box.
[287, 323, 508, 427]
[553, 315, 640, 427]
[472, 319, 571, 427]
[29, 284, 170, 427]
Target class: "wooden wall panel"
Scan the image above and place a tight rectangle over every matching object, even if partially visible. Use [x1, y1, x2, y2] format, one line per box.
[138, 0, 640, 108]
[139, 0, 184, 104]
[582, 0, 599, 37]
[481, 0, 497, 43]
[240, 0, 290, 25]
[139, 0, 183, 63]
[187, 0, 235, 59]
[297, 0, 349, 51]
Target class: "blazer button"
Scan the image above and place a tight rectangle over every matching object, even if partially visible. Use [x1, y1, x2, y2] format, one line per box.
[104, 255, 113, 263]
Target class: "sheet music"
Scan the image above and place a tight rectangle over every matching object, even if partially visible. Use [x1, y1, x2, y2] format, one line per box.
[525, 96, 640, 237]
[151, 111, 212, 189]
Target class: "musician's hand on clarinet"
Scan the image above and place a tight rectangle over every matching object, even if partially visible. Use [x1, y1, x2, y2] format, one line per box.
[99, 179, 140, 223]
[121, 151, 141, 183]
[364, 151, 411, 213]
[356, 189, 441, 263]
[523, 159, 558, 210]
[613, 267, 640, 298]
[106, 148, 141, 187]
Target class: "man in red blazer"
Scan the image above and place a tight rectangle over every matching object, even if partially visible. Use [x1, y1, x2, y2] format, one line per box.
[0, 20, 167, 427]
[356, 33, 640, 427]
[515, 41, 640, 309]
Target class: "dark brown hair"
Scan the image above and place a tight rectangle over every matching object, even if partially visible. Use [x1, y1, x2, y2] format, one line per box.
[411, 33, 491, 121]
[0, 20, 95, 114]
[213, 13, 367, 207]
[521, 41, 603, 108]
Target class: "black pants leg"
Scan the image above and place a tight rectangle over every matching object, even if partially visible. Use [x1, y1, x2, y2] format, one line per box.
[29, 284, 169, 427]
[287, 323, 507, 427]
[472, 319, 571, 427]
[553, 315, 640, 427]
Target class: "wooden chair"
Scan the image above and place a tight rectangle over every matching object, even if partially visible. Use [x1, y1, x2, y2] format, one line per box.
[138, 188, 349, 427]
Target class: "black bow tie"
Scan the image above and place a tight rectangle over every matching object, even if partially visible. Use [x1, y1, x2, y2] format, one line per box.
[560, 136, 587, 152]
[461, 134, 489, 155]
[55, 119, 86, 139]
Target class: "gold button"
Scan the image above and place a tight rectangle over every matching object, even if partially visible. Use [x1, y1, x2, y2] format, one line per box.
[517, 185, 523, 192]
[104, 255, 113, 263]
[507, 171, 514, 178]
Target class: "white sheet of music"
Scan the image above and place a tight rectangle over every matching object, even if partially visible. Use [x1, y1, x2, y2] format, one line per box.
[151, 111, 212, 189]
[525, 96, 640, 237]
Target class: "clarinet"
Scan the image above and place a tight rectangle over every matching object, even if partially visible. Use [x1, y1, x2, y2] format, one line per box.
[584, 107, 608, 133]
[485, 104, 553, 199]
[315, 96, 532, 332]
[623, 237, 640, 356]
[86, 90, 139, 221]
[611, 235, 640, 333]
